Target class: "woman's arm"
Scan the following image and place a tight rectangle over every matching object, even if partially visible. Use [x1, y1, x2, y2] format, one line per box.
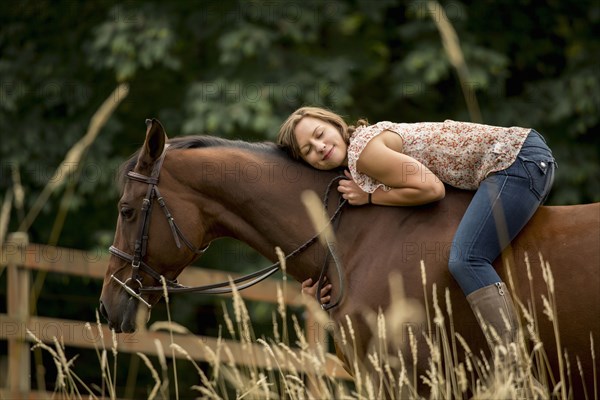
[339, 130, 445, 206]
[370, 184, 444, 206]
[338, 171, 445, 206]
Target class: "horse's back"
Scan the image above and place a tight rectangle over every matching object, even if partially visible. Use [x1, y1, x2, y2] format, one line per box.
[512, 202, 600, 297]
[510, 203, 599, 392]
[522, 202, 600, 250]
[335, 197, 599, 396]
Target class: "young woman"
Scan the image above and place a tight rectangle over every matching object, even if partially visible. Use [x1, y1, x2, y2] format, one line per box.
[277, 106, 556, 352]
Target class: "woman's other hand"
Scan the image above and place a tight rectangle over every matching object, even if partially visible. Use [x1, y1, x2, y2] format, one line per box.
[301, 278, 332, 304]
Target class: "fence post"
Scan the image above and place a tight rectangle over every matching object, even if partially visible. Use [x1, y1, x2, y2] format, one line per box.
[6, 232, 30, 394]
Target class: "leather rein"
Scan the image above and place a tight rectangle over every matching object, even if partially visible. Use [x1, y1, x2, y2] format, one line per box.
[108, 144, 347, 311]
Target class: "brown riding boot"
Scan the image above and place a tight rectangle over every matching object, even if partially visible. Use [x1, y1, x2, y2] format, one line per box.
[467, 282, 546, 399]
[466, 282, 519, 347]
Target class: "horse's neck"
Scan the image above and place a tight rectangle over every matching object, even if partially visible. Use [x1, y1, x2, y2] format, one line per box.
[181, 146, 334, 280]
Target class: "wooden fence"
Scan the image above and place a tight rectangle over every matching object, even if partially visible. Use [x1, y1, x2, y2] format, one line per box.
[0, 232, 349, 399]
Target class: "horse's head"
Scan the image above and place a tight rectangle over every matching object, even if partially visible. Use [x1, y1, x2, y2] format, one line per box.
[99, 119, 208, 332]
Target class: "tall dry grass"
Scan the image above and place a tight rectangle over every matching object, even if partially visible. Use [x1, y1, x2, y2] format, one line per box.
[27, 251, 597, 399]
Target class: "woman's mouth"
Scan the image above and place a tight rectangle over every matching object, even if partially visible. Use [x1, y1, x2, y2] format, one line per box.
[323, 147, 334, 161]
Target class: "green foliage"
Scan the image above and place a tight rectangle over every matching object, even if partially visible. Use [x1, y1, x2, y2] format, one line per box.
[87, 4, 180, 82]
[2, 1, 598, 228]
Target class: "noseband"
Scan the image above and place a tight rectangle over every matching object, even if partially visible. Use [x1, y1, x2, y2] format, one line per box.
[109, 144, 347, 311]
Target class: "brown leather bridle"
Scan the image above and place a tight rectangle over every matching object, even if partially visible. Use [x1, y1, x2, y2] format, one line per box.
[108, 143, 347, 310]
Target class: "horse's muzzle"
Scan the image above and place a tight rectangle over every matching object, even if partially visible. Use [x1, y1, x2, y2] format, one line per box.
[98, 298, 138, 333]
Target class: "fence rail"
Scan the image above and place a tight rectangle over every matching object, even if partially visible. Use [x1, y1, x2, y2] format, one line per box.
[1, 233, 349, 399]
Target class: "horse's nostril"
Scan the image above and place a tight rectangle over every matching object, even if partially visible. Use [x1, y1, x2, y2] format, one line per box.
[99, 300, 108, 320]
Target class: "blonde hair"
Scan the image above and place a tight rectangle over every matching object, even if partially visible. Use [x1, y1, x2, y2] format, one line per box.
[276, 106, 368, 160]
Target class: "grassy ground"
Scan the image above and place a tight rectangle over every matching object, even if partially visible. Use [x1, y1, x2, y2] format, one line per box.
[27, 254, 597, 399]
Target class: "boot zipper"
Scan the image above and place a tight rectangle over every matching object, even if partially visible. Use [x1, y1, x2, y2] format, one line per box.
[496, 282, 505, 296]
[496, 282, 515, 329]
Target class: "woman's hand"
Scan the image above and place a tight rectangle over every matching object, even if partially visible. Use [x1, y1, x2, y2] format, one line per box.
[301, 278, 332, 304]
[338, 170, 369, 205]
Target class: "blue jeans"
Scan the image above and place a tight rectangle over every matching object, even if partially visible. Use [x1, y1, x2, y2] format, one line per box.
[448, 130, 556, 295]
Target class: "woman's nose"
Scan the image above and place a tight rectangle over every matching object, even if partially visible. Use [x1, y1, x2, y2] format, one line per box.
[309, 139, 324, 153]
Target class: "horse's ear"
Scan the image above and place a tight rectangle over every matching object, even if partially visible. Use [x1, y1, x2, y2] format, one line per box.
[138, 118, 167, 169]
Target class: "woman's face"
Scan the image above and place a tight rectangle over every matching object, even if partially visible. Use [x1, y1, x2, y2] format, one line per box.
[294, 116, 348, 170]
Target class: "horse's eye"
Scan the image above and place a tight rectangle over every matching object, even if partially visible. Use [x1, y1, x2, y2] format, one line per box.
[120, 207, 134, 220]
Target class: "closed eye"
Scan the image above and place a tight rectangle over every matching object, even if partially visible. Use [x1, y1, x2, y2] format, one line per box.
[120, 207, 134, 220]
[304, 129, 324, 155]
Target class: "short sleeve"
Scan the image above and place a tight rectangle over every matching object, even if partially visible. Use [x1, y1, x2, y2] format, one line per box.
[347, 121, 403, 193]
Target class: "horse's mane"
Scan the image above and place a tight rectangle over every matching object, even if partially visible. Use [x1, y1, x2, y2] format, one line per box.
[117, 135, 290, 193]
[167, 135, 278, 153]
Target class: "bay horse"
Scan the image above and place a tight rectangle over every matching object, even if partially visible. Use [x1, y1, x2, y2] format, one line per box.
[99, 119, 599, 396]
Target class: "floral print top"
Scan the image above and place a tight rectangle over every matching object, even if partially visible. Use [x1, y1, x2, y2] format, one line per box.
[347, 120, 531, 192]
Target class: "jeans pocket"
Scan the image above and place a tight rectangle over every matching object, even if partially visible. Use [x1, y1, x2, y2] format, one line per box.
[519, 156, 555, 201]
